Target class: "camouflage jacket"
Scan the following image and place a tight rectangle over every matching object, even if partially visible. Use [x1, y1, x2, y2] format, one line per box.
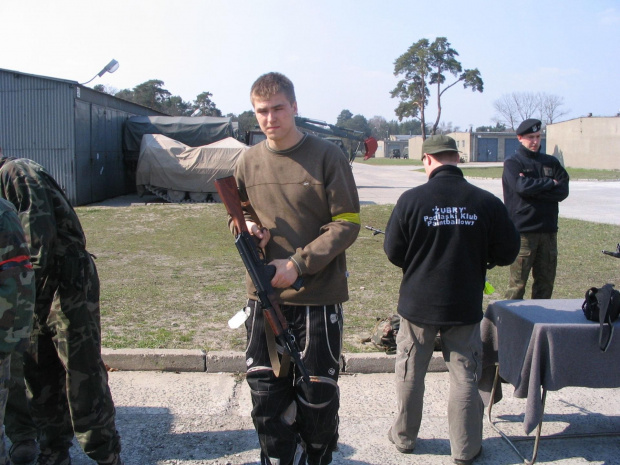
[0, 198, 35, 353]
[0, 158, 87, 280]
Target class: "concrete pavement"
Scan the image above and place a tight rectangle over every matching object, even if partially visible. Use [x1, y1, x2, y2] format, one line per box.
[352, 162, 620, 225]
[78, 163, 620, 465]
[62, 371, 620, 465]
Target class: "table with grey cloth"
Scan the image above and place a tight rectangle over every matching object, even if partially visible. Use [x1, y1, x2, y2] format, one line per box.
[479, 298, 620, 435]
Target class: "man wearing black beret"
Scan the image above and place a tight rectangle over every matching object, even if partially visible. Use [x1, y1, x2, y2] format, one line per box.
[502, 119, 570, 299]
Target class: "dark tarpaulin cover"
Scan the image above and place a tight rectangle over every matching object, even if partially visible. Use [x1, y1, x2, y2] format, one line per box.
[123, 116, 235, 154]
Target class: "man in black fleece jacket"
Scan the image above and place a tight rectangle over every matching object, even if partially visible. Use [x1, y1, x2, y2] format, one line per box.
[502, 118, 569, 299]
[384, 135, 519, 465]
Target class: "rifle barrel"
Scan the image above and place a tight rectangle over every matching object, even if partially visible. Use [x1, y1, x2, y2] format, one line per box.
[364, 225, 385, 235]
[602, 250, 620, 258]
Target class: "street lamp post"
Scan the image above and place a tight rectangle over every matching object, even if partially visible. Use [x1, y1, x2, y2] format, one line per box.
[80, 59, 119, 85]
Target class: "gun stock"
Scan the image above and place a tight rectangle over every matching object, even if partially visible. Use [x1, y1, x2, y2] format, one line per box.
[215, 176, 310, 385]
[215, 175, 247, 235]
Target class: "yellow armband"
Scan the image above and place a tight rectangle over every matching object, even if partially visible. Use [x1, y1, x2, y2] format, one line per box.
[332, 212, 361, 225]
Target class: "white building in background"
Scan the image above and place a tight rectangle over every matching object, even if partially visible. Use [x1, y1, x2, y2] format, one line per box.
[546, 116, 620, 170]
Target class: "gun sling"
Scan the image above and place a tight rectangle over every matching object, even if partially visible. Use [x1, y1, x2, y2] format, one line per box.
[264, 320, 291, 378]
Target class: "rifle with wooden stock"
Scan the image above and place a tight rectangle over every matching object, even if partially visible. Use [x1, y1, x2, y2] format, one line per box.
[215, 176, 310, 385]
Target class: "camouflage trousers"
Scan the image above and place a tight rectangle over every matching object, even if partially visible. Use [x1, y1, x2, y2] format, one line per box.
[0, 353, 11, 465]
[505, 232, 558, 300]
[22, 249, 121, 463]
[6, 349, 38, 442]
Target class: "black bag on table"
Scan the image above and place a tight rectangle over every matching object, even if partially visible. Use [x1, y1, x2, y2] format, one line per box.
[582, 283, 620, 352]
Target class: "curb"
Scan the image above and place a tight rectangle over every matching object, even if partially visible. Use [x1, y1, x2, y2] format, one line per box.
[102, 348, 447, 373]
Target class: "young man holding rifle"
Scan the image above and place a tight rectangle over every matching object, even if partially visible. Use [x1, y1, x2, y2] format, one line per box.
[230, 72, 360, 465]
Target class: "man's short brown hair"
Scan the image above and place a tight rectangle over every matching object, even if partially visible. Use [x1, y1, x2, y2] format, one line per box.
[250, 72, 296, 106]
[428, 150, 460, 163]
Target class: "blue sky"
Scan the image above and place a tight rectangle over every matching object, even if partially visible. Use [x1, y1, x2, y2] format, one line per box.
[2, 0, 619, 130]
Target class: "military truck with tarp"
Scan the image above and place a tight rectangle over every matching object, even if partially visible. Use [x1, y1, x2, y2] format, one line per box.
[135, 134, 247, 203]
[123, 115, 239, 202]
[123, 115, 236, 166]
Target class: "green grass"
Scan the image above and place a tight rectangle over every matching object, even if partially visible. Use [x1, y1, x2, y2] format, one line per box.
[356, 158, 620, 181]
[457, 166, 619, 181]
[78, 203, 620, 353]
[357, 158, 423, 166]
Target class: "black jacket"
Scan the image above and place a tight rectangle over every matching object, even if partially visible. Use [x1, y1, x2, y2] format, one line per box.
[502, 146, 570, 233]
[384, 165, 520, 326]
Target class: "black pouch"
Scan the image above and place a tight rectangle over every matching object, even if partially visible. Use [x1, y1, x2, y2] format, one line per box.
[582, 283, 620, 351]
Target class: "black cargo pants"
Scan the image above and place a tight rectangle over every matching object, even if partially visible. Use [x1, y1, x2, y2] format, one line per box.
[245, 300, 343, 465]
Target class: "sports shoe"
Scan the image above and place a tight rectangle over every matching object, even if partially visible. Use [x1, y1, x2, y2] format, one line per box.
[387, 430, 414, 454]
[9, 439, 38, 464]
[36, 449, 71, 465]
[453, 446, 482, 465]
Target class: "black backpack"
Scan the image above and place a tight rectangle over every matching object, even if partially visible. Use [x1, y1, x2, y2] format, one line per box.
[582, 283, 620, 351]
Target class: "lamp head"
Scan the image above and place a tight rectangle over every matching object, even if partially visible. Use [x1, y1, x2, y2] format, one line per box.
[98, 59, 119, 77]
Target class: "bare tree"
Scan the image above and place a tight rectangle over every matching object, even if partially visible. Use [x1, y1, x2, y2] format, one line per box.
[514, 92, 539, 121]
[494, 92, 570, 129]
[493, 94, 520, 130]
[539, 93, 570, 124]
[436, 121, 460, 134]
[368, 115, 389, 140]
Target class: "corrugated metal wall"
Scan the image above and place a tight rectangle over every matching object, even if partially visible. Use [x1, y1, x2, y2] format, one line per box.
[74, 97, 136, 204]
[0, 70, 77, 201]
[1, 69, 164, 205]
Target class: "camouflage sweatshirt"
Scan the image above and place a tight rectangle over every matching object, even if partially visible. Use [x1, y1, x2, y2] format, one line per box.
[0, 158, 87, 282]
[0, 198, 35, 353]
